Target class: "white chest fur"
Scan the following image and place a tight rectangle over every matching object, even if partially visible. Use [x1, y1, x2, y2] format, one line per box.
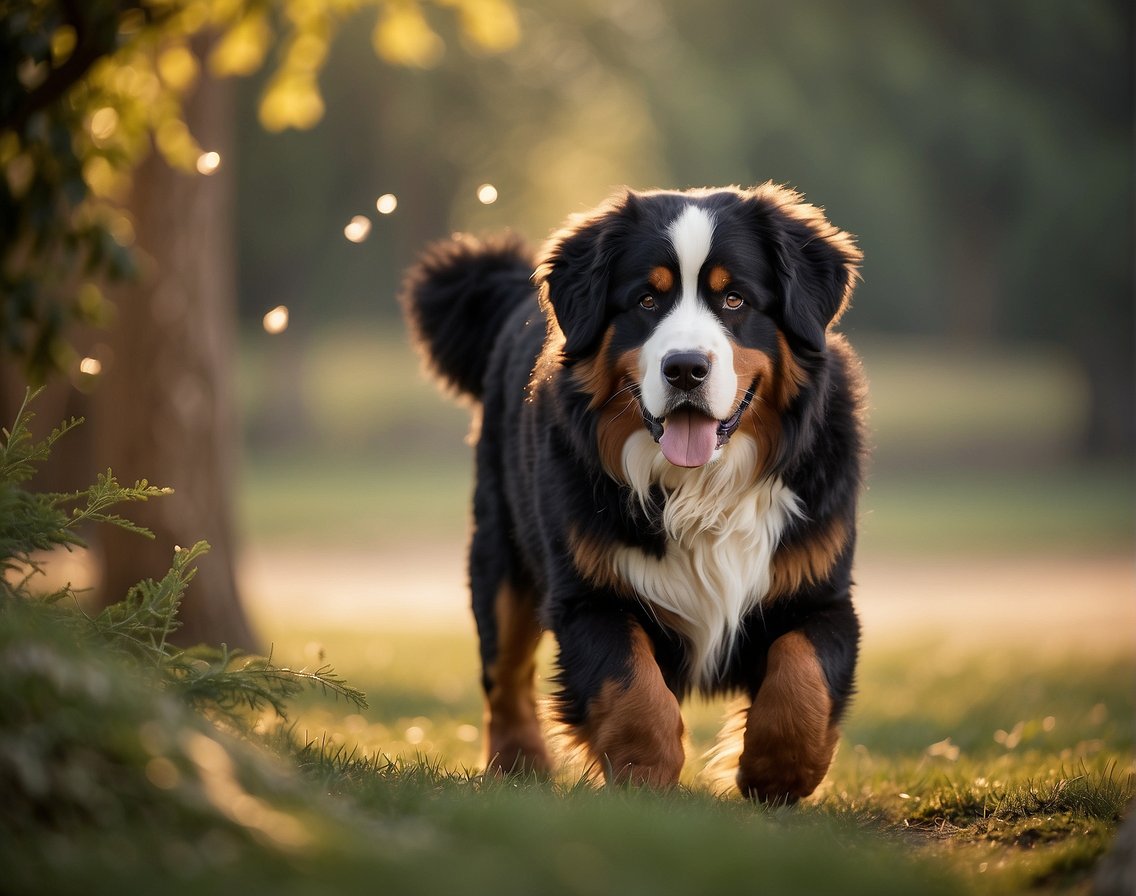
[614, 430, 800, 689]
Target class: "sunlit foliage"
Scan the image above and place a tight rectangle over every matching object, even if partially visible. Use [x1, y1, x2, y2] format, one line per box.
[0, 0, 518, 379]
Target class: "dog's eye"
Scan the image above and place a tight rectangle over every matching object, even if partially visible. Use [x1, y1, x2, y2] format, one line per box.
[639, 295, 657, 311]
[724, 292, 745, 311]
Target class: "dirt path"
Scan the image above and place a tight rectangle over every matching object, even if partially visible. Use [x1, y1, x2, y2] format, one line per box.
[240, 543, 1135, 656]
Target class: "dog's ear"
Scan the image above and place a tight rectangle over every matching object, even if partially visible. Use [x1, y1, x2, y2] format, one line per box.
[535, 191, 637, 361]
[761, 189, 861, 354]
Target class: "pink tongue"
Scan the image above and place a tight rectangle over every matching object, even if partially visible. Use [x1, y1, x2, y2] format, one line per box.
[659, 409, 719, 467]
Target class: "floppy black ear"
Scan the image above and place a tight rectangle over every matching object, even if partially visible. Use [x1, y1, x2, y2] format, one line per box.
[535, 192, 636, 361]
[766, 192, 861, 354]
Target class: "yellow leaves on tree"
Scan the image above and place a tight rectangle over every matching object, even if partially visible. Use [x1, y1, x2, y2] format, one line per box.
[209, 11, 273, 77]
[373, 4, 445, 68]
[263, 0, 519, 128]
[372, 0, 520, 68]
[157, 44, 200, 93]
[28, 0, 523, 190]
[259, 3, 331, 132]
[260, 71, 327, 133]
[451, 0, 521, 54]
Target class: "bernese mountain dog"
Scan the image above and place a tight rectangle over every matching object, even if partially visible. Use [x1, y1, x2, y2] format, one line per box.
[401, 183, 866, 802]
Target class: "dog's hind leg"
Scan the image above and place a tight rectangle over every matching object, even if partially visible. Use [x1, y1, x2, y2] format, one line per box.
[479, 578, 550, 776]
[469, 479, 550, 776]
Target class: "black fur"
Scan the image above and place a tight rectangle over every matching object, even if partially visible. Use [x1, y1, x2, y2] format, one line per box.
[400, 231, 535, 399]
[401, 184, 866, 800]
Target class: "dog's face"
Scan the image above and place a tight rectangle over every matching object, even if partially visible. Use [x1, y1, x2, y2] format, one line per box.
[535, 185, 860, 476]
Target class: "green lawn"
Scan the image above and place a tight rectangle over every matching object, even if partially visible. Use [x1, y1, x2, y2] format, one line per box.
[9, 603, 1128, 895]
[238, 327, 1134, 555]
[266, 623, 1136, 894]
[239, 452, 1134, 558]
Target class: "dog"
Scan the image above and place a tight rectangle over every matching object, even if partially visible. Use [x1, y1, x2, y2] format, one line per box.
[400, 183, 866, 802]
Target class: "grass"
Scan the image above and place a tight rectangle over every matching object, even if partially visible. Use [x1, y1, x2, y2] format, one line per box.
[237, 326, 1135, 555]
[5, 609, 1131, 895]
[860, 465, 1133, 555]
[856, 335, 1090, 465]
[220, 623, 1136, 894]
[4, 595, 979, 896]
[239, 453, 1134, 556]
[237, 619, 1134, 895]
[240, 454, 471, 544]
[240, 327, 1094, 465]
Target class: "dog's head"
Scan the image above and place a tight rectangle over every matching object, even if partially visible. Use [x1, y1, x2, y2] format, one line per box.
[535, 184, 860, 475]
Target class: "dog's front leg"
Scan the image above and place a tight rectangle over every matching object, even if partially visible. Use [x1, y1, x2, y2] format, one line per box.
[736, 601, 859, 803]
[555, 608, 685, 788]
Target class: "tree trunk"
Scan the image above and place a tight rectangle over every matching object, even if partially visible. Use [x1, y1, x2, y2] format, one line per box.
[94, 55, 256, 650]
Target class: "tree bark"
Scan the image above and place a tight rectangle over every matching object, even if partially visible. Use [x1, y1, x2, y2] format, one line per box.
[94, 55, 256, 650]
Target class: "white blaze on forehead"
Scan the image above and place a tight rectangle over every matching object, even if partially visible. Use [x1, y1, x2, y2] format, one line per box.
[668, 204, 715, 298]
[638, 203, 736, 422]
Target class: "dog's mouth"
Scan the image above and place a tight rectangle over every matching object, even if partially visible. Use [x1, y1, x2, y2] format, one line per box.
[640, 381, 757, 468]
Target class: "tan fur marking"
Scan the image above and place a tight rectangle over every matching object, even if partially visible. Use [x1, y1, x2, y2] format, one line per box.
[736, 631, 838, 803]
[563, 320, 643, 481]
[572, 326, 617, 410]
[768, 516, 849, 600]
[568, 527, 625, 594]
[648, 265, 674, 294]
[580, 626, 685, 787]
[774, 331, 809, 409]
[595, 347, 643, 477]
[724, 334, 813, 479]
[484, 583, 550, 776]
[730, 345, 775, 408]
[707, 264, 731, 293]
[727, 345, 782, 478]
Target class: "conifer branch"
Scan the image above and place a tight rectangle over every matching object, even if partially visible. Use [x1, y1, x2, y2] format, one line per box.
[1, 390, 368, 739]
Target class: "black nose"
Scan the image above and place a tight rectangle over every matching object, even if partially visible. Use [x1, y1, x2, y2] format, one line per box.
[662, 351, 711, 392]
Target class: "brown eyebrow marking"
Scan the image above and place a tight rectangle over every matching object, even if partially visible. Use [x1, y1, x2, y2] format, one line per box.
[648, 266, 674, 293]
[707, 265, 731, 292]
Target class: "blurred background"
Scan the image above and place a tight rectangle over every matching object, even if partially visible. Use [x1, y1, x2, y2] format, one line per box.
[233, 0, 1134, 642]
[2, 0, 1132, 656]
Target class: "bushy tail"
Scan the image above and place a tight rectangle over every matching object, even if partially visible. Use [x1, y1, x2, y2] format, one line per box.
[400, 232, 537, 401]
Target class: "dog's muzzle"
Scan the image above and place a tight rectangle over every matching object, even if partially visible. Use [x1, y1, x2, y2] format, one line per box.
[640, 380, 757, 467]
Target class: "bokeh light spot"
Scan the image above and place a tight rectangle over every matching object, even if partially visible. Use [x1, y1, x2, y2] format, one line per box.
[90, 107, 119, 142]
[344, 215, 372, 242]
[196, 151, 221, 175]
[376, 193, 398, 215]
[262, 305, 289, 334]
[476, 183, 498, 205]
